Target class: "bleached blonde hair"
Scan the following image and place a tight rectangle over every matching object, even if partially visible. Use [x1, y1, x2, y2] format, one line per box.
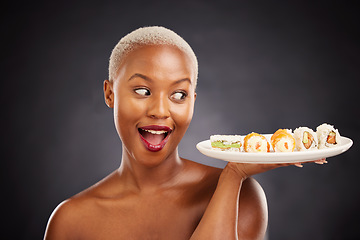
[108, 26, 198, 86]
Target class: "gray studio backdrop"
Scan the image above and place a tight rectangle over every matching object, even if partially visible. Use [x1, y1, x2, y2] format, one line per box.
[3, 0, 359, 239]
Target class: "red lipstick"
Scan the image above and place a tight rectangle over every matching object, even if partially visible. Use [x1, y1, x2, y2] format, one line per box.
[138, 125, 172, 152]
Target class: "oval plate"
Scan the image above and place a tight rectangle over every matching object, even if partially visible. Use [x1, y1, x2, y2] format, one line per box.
[196, 135, 353, 164]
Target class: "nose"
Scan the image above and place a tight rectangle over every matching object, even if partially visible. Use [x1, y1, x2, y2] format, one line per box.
[147, 93, 170, 119]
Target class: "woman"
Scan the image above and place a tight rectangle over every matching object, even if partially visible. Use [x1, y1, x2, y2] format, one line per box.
[44, 26, 325, 240]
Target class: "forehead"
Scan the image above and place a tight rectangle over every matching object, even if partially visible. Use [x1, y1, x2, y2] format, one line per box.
[115, 45, 196, 85]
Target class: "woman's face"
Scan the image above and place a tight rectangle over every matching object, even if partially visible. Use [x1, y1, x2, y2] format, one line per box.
[105, 45, 196, 167]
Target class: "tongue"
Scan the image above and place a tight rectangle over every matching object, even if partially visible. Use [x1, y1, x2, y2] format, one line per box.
[142, 131, 165, 145]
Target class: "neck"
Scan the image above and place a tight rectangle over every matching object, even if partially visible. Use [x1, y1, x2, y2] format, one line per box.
[118, 147, 184, 192]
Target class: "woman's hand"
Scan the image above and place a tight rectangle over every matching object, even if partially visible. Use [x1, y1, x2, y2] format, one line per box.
[294, 159, 328, 168]
[226, 158, 327, 179]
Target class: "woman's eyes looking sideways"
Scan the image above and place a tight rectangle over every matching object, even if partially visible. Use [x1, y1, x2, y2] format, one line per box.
[134, 88, 151, 96]
[134, 88, 188, 101]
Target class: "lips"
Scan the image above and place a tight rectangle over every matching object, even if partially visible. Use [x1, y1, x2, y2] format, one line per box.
[138, 125, 172, 152]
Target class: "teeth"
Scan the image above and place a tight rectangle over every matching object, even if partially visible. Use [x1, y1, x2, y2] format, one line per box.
[144, 129, 167, 134]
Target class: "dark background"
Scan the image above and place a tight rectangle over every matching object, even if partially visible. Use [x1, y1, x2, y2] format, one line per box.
[3, 0, 359, 239]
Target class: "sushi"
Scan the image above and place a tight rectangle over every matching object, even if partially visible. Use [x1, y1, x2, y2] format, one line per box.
[210, 135, 242, 152]
[243, 132, 270, 153]
[270, 129, 295, 152]
[316, 123, 341, 149]
[293, 127, 318, 151]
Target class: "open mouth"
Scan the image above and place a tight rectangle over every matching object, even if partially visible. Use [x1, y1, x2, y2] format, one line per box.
[138, 125, 172, 152]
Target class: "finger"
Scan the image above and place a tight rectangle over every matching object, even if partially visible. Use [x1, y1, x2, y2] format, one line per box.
[294, 163, 303, 168]
[314, 158, 328, 164]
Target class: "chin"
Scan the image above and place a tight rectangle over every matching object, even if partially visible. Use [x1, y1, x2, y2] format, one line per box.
[133, 149, 174, 168]
[138, 137, 182, 166]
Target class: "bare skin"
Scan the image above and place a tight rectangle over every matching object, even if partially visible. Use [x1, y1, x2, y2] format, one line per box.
[44, 45, 326, 240]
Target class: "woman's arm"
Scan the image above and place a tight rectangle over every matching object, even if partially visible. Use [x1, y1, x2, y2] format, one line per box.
[190, 163, 268, 240]
[191, 160, 327, 240]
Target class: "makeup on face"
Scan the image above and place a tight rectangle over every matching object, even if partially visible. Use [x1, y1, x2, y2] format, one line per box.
[110, 45, 196, 165]
[138, 125, 173, 152]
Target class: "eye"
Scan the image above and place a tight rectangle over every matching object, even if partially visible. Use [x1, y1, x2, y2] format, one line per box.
[171, 91, 187, 101]
[134, 88, 151, 96]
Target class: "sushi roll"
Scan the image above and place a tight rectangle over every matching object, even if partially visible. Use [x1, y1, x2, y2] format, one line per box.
[210, 135, 242, 152]
[243, 132, 270, 153]
[316, 123, 341, 149]
[293, 127, 318, 151]
[270, 129, 295, 152]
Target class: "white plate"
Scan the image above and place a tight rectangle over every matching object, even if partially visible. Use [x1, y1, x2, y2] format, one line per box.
[196, 135, 353, 164]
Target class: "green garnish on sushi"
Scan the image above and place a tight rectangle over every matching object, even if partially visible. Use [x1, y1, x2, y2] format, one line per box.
[211, 141, 241, 149]
[210, 135, 242, 152]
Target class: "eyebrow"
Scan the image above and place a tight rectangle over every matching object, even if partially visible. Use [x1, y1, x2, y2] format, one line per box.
[128, 73, 152, 82]
[128, 73, 192, 85]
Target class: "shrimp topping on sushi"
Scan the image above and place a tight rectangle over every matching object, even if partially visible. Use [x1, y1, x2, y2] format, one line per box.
[243, 132, 270, 153]
[271, 129, 295, 152]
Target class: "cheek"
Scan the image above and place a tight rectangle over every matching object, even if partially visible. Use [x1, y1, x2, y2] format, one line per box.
[116, 98, 144, 118]
[114, 97, 145, 135]
[171, 102, 194, 128]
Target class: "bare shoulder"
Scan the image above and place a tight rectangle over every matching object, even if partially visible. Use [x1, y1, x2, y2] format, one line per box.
[44, 171, 120, 239]
[238, 177, 268, 239]
[183, 159, 267, 210]
[182, 158, 222, 184]
[179, 159, 222, 203]
[44, 196, 88, 239]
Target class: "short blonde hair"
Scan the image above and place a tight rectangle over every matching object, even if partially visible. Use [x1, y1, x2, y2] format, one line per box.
[108, 26, 198, 85]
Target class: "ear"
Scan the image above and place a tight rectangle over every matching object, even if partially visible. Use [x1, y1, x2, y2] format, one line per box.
[103, 80, 114, 108]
